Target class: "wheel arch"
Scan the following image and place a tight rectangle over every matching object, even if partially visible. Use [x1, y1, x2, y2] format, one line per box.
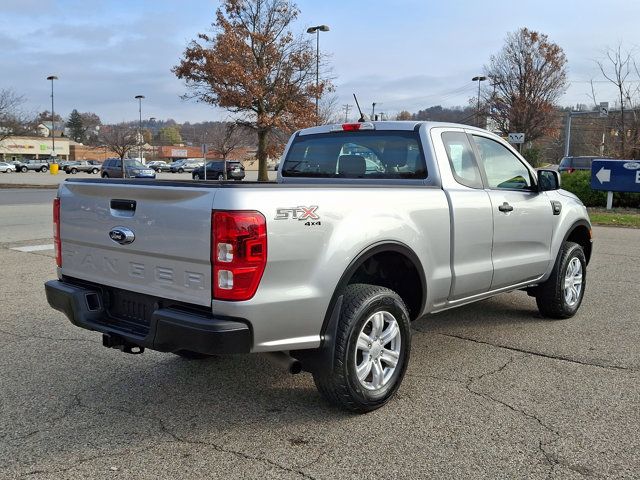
[563, 219, 592, 265]
[320, 241, 427, 340]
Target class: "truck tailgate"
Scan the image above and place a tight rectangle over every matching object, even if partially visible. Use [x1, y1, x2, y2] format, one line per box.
[58, 181, 216, 307]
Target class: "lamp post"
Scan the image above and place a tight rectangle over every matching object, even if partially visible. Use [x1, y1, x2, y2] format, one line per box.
[135, 95, 145, 162]
[306, 24, 330, 124]
[472, 75, 487, 127]
[46, 75, 58, 161]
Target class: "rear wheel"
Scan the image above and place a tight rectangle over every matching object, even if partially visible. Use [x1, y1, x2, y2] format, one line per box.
[193, 173, 202, 180]
[313, 284, 411, 413]
[535, 241, 586, 319]
[71, 168, 78, 174]
[20, 166, 28, 173]
[217, 173, 224, 181]
[178, 168, 184, 173]
[101, 172, 108, 178]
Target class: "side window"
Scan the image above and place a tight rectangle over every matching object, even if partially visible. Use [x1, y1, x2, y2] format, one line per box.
[441, 131, 483, 188]
[473, 136, 532, 190]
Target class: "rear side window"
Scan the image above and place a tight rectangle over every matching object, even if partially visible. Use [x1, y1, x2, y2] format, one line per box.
[559, 157, 572, 168]
[441, 132, 483, 188]
[574, 158, 592, 168]
[282, 130, 427, 179]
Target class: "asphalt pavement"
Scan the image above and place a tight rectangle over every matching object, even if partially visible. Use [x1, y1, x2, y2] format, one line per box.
[0, 192, 638, 479]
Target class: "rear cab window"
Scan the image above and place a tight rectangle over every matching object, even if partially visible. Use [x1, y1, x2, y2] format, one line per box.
[282, 130, 427, 179]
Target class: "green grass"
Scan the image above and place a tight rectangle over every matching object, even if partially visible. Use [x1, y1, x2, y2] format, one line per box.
[588, 208, 640, 228]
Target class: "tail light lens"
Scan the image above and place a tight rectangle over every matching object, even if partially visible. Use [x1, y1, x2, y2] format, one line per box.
[53, 198, 62, 267]
[567, 168, 575, 174]
[212, 210, 267, 301]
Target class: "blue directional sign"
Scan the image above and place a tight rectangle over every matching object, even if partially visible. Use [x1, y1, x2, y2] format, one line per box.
[590, 159, 640, 193]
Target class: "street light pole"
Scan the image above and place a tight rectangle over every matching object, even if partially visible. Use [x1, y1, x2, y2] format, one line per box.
[472, 76, 487, 127]
[134, 95, 145, 162]
[306, 24, 330, 125]
[46, 75, 58, 160]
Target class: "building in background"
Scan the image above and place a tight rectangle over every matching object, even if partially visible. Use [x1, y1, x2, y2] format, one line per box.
[0, 136, 69, 161]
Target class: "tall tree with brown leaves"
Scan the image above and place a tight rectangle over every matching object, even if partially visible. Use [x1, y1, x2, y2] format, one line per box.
[484, 28, 568, 143]
[173, 0, 326, 181]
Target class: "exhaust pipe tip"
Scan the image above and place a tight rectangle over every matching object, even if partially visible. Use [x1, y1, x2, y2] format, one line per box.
[264, 351, 302, 375]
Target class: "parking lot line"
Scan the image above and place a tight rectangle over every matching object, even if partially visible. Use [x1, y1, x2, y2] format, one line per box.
[11, 244, 54, 252]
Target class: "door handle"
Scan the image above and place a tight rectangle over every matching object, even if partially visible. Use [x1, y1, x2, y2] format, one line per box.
[498, 202, 513, 213]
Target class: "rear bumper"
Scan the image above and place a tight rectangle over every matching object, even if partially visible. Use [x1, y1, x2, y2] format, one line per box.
[44, 279, 251, 355]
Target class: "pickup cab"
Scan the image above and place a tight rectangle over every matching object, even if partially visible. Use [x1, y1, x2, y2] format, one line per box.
[45, 121, 592, 412]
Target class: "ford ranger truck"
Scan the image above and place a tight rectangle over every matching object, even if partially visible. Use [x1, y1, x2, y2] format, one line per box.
[45, 121, 592, 412]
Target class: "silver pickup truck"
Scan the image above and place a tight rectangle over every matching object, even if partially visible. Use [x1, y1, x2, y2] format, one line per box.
[45, 121, 592, 412]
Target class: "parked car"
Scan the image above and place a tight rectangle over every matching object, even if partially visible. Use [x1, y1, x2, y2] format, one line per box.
[0, 161, 16, 173]
[192, 160, 245, 180]
[45, 121, 592, 413]
[169, 159, 203, 173]
[64, 160, 101, 174]
[15, 159, 50, 173]
[558, 156, 612, 173]
[100, 158, 156, 179]
[147, 161, 170, 172]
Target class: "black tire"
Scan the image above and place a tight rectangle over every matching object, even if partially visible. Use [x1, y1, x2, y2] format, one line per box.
[174, 350, 215, 360]
[91, 168, 99, 174]
[101, 172, 108, 178]
[178, 168, 184, 173]
[217, 173, 224, 181]
[40, 166, 48, 172]
[535, 241, 586, 319]
[20, 166, 28, 173]
[312, 284, 411, 413]
[71, 168, 78, 174]
[193, 173, 201, 180]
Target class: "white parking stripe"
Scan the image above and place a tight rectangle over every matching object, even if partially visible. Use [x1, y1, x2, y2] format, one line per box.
[11, 244, 54, 252]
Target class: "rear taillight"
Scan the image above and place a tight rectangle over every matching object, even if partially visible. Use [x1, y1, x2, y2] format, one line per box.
[53, 198, 61, 267]
[567, 168, 575, 174]
[212, 210, 267, 301]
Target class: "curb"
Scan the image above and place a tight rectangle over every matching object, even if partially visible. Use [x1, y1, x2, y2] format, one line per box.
[0, 184, 59, 189]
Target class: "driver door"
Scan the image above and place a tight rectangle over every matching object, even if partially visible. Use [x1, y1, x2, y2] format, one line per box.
[471, 134, 553, 289]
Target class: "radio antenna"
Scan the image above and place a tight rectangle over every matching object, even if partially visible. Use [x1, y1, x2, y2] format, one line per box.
[353, 94, 366, 122]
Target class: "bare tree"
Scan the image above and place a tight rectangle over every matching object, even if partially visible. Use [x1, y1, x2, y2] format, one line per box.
[0, 89, 30, 142]
[98, 125, 138, 177]
[484, 28, 568, 143]
[597, 45, 636, 156]
[204, 123, 249, 179]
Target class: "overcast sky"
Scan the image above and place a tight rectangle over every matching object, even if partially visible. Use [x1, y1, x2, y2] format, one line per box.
[2, 0, 639, 124]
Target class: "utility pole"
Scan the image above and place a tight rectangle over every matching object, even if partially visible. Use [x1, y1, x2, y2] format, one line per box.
[342, 104, 351, 122]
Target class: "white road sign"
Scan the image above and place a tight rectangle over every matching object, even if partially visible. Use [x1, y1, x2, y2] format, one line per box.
[508, 133, 525, 144]
[599, 102, 609, 117]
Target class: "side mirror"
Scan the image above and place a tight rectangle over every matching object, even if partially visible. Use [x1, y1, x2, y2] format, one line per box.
[537, 169, 561, 191]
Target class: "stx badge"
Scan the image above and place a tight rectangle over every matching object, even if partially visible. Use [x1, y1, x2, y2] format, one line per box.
[275, 206, 320, 221]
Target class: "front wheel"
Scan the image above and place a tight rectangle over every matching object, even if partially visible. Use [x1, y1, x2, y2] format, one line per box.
[535, 241, 586, 319]
[313, 284, 411, 413]
[193, 173, 201, 181]
[91, 168, 99, 174]
[217, 173, 224, 181]
[177, 168, 184, 173]
[101, 172, 108, 178]
[40, 166, 48, 172]
[20, 166, 28, 173]
[71, 168, 78, 174]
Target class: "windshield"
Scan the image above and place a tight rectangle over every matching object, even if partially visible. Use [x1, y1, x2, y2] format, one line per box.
[124, 160, 145, 168]
[282, 130, 427, 179]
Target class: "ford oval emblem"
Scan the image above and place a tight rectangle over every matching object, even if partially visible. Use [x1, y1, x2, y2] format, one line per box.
[109, 226, 135, 245]
[623, 161, 640, 170]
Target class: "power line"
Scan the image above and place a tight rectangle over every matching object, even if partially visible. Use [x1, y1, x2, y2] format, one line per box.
[342, 104, 351, 122]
